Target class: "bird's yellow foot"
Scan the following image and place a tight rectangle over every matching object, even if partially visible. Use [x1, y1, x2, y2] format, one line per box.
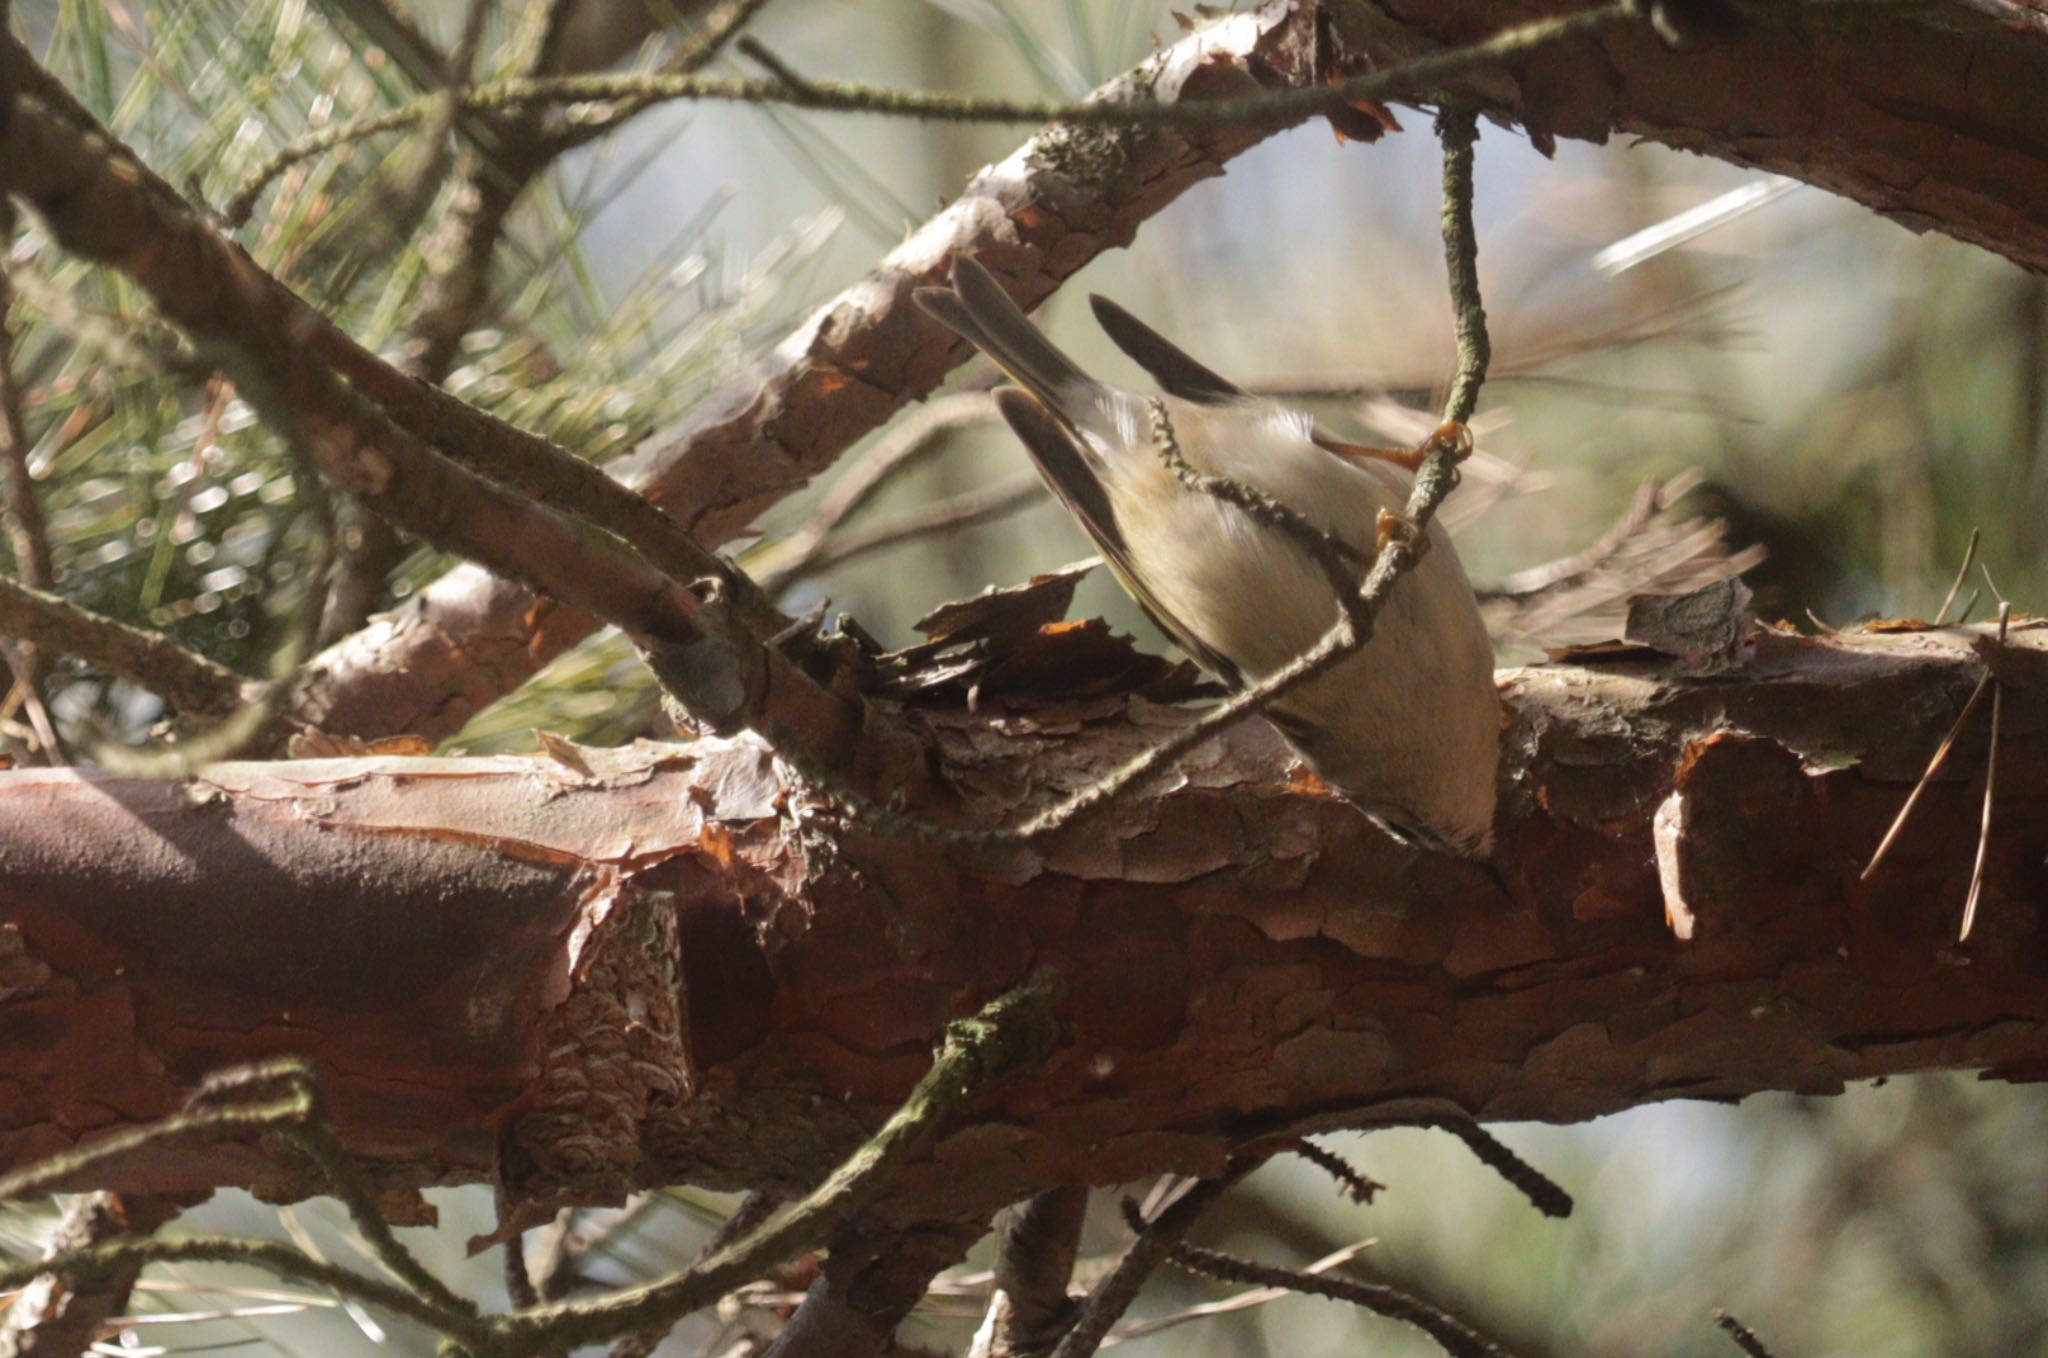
[1312, 420, 1472, 474]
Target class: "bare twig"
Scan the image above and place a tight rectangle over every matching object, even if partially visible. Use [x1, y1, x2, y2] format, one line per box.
[228, 4, 1635, 215]
[506, 1230, 542, 1311]
[0, 574, 250, 716]
[235, 0, 779, 225]
[1150, 1227, 1516, 1358]
[1101, 1238, 1377, 1346]
[544, 0, 781, 157]
[1045, 1167, 1254, 1358]
[1149, 397, 1366, 597]
[1712, 1308, 1779, 1357]
[699, 1190, 782, 1259]
[1960, 599, 2012, 941]
[980, 1187, 1090, 1356]
[1292, 1140, 1383, 1205]
[497, 983, 1059, 1356]
[1425, 1121, 1573, 1219]
[768, 474, 1042, 586]
[1933, 527, 1980, 625]
[1435, 106, 1490, 428]
[188, 1061, 476, 1319]
[751, 391, 993, 588]
[0, 1234, 471, 1343]
[0, 1059, 486, 1345]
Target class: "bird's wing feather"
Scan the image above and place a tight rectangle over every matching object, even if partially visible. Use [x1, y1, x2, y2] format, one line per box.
[915, 259, 1097, 422]
[1091, 292, 1421, 472]
[992, 388, 1244, 689]
[918, 258, 1246, 686]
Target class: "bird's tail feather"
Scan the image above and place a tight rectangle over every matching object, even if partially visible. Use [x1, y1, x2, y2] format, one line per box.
[914, 258, 1097, 421]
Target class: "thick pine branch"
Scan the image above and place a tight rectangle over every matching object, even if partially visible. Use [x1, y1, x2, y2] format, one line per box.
[0, 626, 2040, 1224]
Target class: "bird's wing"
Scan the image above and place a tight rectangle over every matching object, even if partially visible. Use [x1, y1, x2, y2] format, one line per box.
[917, 258, 1245, 685]
[1091, 291, 1422, 471]
[914, 259, 1135, 599]
[991, 388, 1244, 689]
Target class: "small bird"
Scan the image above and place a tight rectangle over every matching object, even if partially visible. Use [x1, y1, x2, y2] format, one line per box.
[915, 258, 1500, 857]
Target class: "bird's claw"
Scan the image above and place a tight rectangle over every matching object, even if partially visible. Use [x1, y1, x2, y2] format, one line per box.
[1376, 508, 1428, 558]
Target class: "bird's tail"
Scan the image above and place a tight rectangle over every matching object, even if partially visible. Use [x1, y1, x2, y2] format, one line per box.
[914, 257, 1099, 424]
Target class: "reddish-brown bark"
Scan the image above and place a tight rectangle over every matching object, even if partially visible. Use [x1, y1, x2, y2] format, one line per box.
[2, 626, 2042, 1225]
[1338, 0, 2048, 271]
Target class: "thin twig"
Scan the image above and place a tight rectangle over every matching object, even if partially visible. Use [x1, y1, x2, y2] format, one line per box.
[770, 475, 1042, 586]
[1149, 397, 1366, 596]
[0, 573, 251, 716]
[226, 4, 1633, 222]
[1140, 1214, 1515, 1358]
[0, 233, 62, 763]
[496, 982, 1059, 1356]
[544, 0, 782, 157]
[506, 1232, 541, 1310]
[1045, 1166, 1255, 1358]
[0, 1235, 476, 1343]
[1425, 1121, 1573, 1219]
[1959, 600, 2011, 942]
[752, 391, 993, 588]
[697, 1191, 782, 1259]
[188, 1061, 478, 1319]
[983, 1186, 1090, 1355]
[1712, 1308, 1779, 1357]
[1292, 1140, 1383, 1205]
[0, 1058, 487, 1346]
[1933, 527, 1980, 625]
[1436, 105, 1490, 427]
[1101, 1238, 1377, 1346]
